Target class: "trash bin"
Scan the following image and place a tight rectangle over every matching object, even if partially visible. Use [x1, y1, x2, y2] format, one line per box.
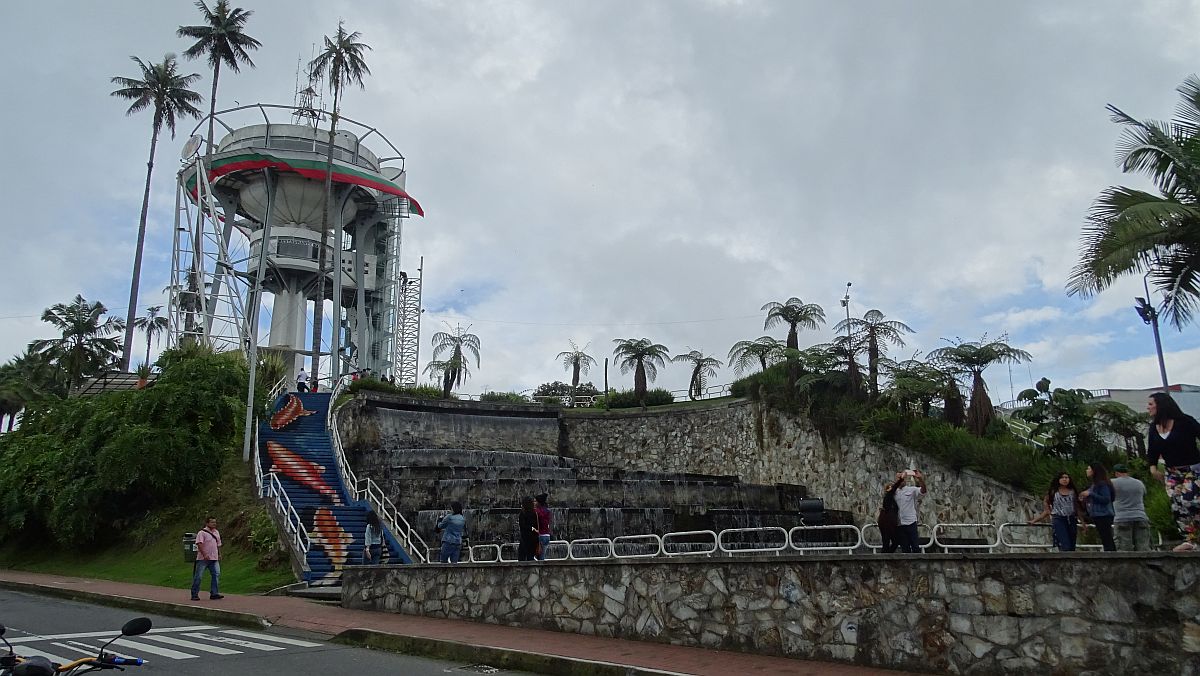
[182, 532, 197, 563]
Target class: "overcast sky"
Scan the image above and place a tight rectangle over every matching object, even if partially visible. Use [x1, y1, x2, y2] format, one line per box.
[3, 0, 1199, 401]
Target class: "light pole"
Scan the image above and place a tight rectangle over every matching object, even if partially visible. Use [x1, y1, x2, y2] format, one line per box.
[840, 282, 852, 340]
[1135, 270, 1170, 392]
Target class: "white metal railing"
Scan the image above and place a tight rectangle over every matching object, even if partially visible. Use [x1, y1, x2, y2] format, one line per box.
[569, 538, 614, 560]
[662, 530, 719, 557]
[789, 525, 864, 554]
[718, 527, 789, 555]
[931, 523, 1000, 553]
[328, 373, 430, 563]
[855, 522, 932, 553]
[265, 471, 311, 558]
[613, 534, 664, 558]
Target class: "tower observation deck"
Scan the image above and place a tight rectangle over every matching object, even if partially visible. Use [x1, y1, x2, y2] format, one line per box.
[170, 103, 425, 383]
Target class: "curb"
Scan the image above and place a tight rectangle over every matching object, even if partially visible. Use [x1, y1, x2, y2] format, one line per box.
[0, 580, 269, 630]
[331, 628, 690, 676]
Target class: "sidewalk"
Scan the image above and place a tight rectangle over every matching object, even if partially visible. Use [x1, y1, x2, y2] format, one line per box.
[0, 570, 915, 675]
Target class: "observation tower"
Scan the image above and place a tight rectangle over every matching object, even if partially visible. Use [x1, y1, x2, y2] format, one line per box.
[170, 103, 425, 383]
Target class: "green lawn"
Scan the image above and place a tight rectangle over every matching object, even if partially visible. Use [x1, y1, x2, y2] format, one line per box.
[0, 458, 296, 595]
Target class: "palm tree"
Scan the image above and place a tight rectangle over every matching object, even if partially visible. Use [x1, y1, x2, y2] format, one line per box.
[672, 350, 722, 400]
[307, 22, 372, 383]
[612, 338, 671, 408]
[761, 298, 825, 349]
[29, 295, 124, 391]
[556, 340, 597, 406]
[1067, 75, 1200, 328]
[928, 338, 1032, 437]
[177, 0, 261, 162]
[430, 325, 480, 398]
[133, 305, 169, 369]
[834, 309, 915, 399]
[727, 336, 785, 375]
[111, 55, 203, 370]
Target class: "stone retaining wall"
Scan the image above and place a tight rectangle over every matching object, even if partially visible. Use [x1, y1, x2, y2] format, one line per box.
[562, 400, 1041, 525]
[343, 554, 1200, 675]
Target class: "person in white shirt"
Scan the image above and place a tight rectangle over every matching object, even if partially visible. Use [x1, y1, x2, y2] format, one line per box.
[893, 469, 926, 553]
[297, 368, 309, 392]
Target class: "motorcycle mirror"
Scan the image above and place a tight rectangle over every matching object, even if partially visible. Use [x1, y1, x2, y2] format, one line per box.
[121, 618, 152, 637]
[0, 623, 6, 636]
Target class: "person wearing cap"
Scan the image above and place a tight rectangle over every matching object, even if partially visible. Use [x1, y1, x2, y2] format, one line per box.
[1111, 464, 1152, 551]
[534, 493, 553, 561]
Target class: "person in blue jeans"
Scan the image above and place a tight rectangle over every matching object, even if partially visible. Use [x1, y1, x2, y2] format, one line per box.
[1030, 472, 1084, 551]
[436, 502, 466, 563]
[535, 493, 553, 561]
[1080, 463, 1117, 551]
[363, 512, 383, 565]
[190, 517, 223, 601]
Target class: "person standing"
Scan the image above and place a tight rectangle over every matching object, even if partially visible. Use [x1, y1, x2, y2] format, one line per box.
[190, 516, 223, 601]
[297, 367, 309, 393]
[1111, 464, 1152, 551]
[893, 470, 926, 553]
[534, 493, 553, 561]
[877, 481, 901, 553]
[517, 497, 539, 561]
[436, 502, 466, 564]
[363, 512, 383, 565]
[1030, 472, 1085, 551]
[1146, 392, 1200, 551]
[1080, 463, 1117, 551]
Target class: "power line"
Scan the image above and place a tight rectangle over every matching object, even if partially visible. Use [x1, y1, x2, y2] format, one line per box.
[421, 312, 765, 328]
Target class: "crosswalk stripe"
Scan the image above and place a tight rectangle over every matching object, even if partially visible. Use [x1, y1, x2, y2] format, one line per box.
[218, 629, 324, 647]
[112, 638, 197, 660]
[6, 626, 217, 645]
[182, 632, 285, 651]
[65, 641, 139, 661]
[138, 634, 242, 655]
[18, 647, 72, 663]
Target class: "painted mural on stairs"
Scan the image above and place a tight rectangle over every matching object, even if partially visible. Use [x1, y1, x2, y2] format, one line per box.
[258, 391, 400, 584]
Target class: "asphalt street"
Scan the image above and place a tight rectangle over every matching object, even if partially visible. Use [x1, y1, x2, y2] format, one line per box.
[0, 590, 532, 675]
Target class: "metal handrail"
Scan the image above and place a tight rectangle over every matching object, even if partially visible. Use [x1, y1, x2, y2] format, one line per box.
[789, 525, 863, 554]
[568, 538, 614, 560]
[997, 522, 1055, 551]
[265, 471, 311, 558]
[661, 530, 719, 557]
[612, 534, 663, 559]
[931, 523, 1000, 553]
[327, 373, 429, 563]
[717, 527, 789, 555]
[859, 522, 931, 553]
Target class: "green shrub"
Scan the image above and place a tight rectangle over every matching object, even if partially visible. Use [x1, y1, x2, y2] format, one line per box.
[596, 388, 675, 409]
[345, 379, 447, 400]
[859, 408, 911, 444]
[480, 391, 530, 403]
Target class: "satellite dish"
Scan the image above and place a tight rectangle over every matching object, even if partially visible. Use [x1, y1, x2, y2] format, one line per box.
[181, 134, 203, 160]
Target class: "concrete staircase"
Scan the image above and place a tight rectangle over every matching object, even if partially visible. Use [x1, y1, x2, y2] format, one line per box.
[258, 392, 405, 585]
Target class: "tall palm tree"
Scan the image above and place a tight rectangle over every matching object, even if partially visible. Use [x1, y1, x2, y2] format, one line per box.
[29, 295, 124, 391]
[133, 305, 169, 369]
[430, 325, 480, 398]
[834, 309, 915, 399]
[761, 298, 826, 349]
[111, 55, 203, 370]
[177, 0, 261, 161]
[672, 350, 722, 400]
[727, 336, 785, 375]
[612, 338, 670, 408]
[556, 340, 597, 406]
[423, 358, 470, 399]
[928, 338, 1032, 437]
[1068, 75, 1200, 328]
[307, 22, 372, 383]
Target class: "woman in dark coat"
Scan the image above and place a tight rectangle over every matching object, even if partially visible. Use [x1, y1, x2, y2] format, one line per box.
[517, 496, 540, 561]
[1147, 392, 1200, 550]
[878, 480, 901, 553]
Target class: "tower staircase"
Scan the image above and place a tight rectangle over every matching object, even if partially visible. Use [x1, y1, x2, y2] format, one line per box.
[257, 391, 408, 585]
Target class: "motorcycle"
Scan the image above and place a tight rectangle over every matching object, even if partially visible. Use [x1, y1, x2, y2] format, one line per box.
[0, 617, 150, 675]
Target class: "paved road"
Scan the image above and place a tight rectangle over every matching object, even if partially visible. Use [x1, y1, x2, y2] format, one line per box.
[0, 590, 531, 676]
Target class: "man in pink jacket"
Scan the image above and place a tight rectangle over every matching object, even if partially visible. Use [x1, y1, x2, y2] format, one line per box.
[191, 516, 224, 601]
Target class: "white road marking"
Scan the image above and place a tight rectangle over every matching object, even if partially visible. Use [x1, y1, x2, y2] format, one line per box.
[182, 632, 286, 651]
[17, 647, 72, 663]
[218, 629, 324, 647]
[5, 626, 217, 645]
[64, 641, 139, 661]
[139, 634, 242, 655]
[113, 638, 197, 660]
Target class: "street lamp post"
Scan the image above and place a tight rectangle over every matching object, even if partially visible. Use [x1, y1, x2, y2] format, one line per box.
[1135, 270, 1170, 392]
[840, 282, 852, 340]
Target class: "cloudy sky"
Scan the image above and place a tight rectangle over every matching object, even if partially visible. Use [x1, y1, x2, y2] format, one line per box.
[3, 0, 1199, 400]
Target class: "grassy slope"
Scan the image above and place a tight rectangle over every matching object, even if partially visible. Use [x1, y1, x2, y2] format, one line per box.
[0, 457, 295, 594]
